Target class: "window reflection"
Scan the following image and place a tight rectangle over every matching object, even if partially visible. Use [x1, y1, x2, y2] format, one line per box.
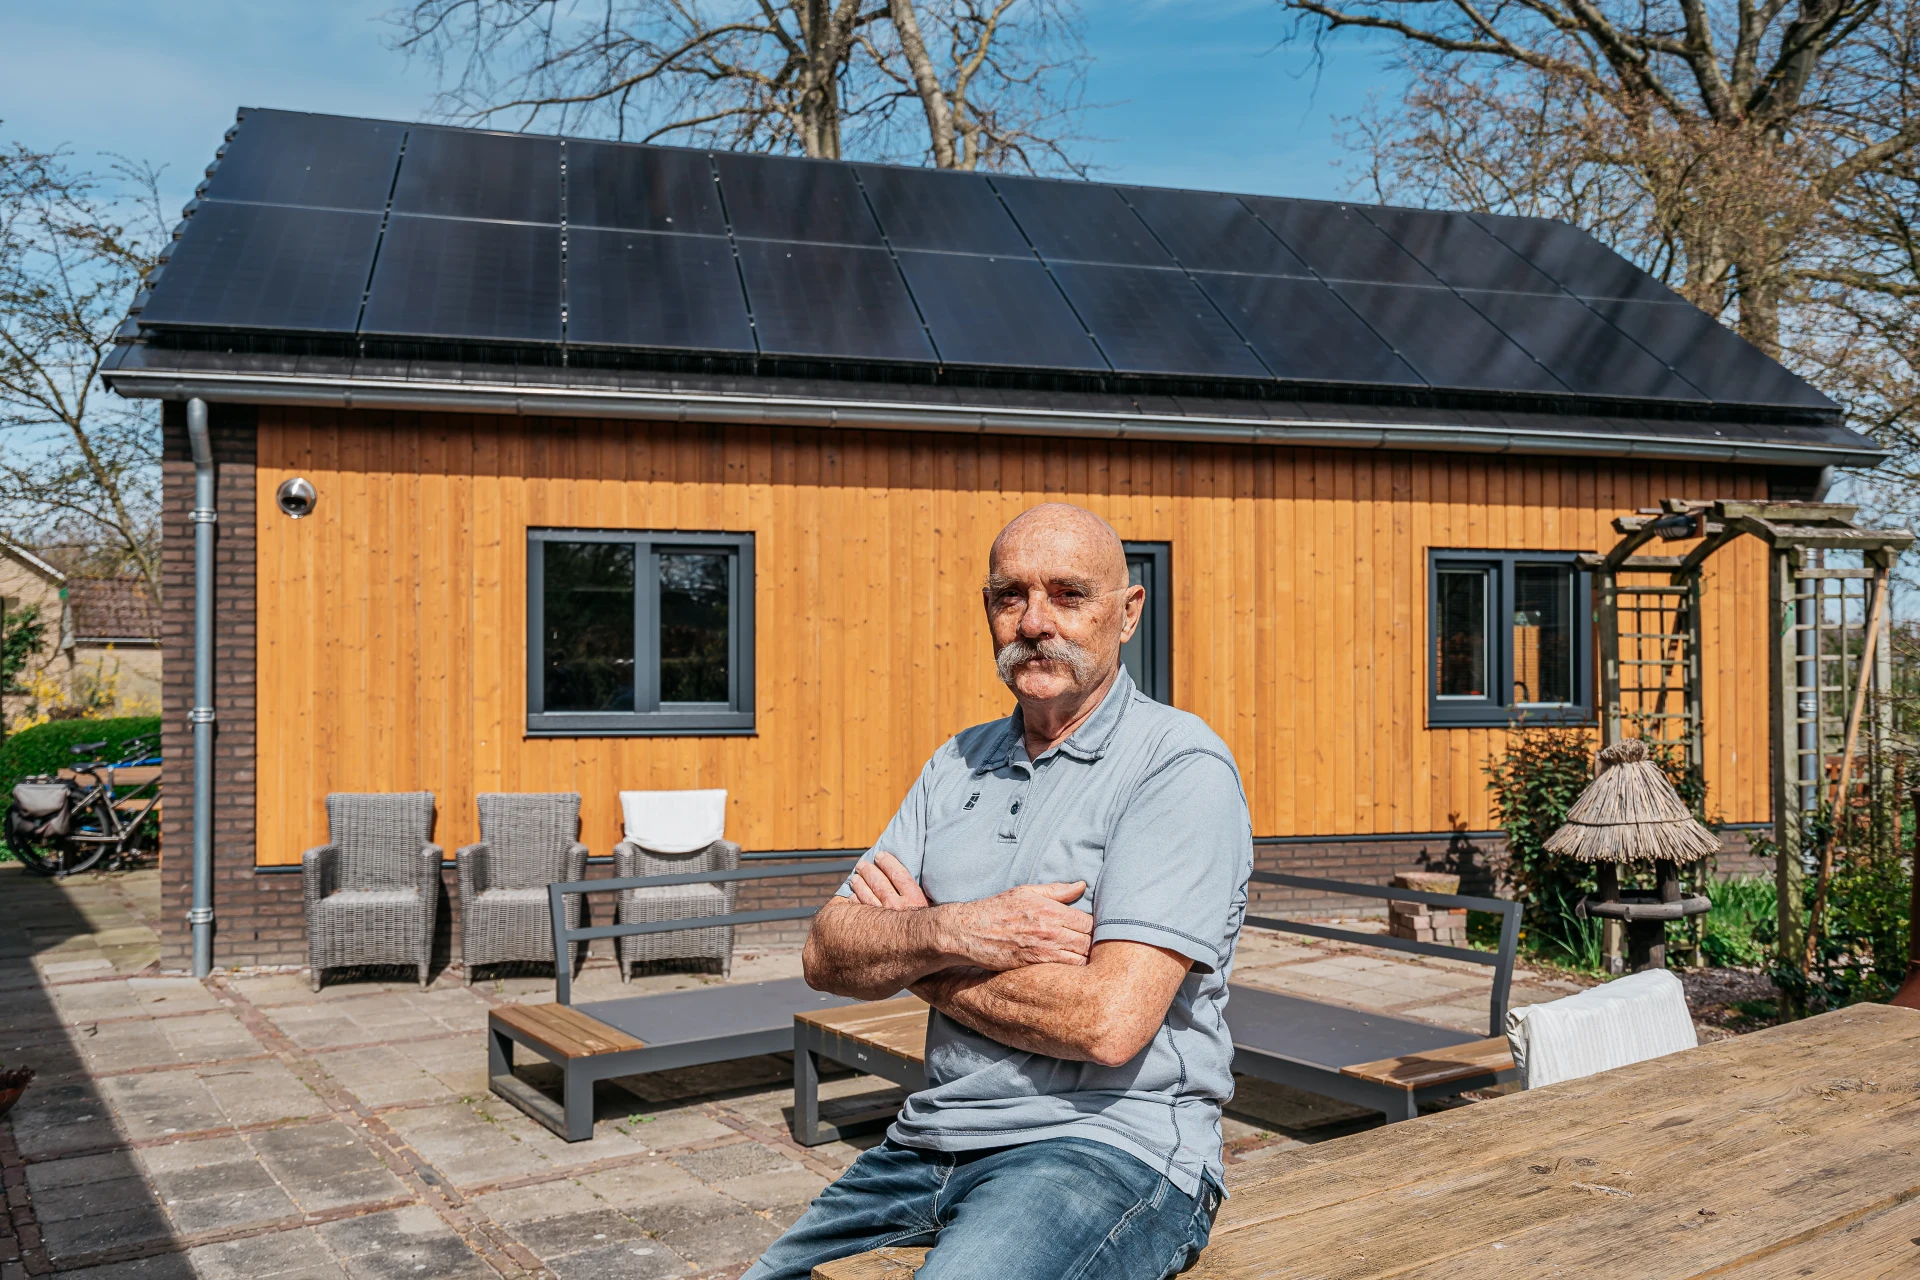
[543, 541, 635, 711]
[659, 552, 729, 703]
[1436, 567, 1489, 698]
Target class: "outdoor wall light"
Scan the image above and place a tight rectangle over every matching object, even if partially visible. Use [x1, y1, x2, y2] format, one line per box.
[276, 477, 317, 519]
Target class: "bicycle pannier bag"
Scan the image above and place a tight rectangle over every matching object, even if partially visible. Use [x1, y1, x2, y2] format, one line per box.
[12, 782, 71, 838]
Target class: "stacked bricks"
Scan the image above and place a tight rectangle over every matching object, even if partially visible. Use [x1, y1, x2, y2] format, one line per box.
[1387, 870, 1467, 944]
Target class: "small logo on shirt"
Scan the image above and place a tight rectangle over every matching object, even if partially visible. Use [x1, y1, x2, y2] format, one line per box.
[964, 792, 980, 810]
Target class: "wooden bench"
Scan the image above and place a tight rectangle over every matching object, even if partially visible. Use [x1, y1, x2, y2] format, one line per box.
[792, 996, 929, 1145]
[487, 858, 863, 1142]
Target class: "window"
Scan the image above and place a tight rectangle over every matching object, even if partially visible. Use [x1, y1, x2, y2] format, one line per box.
[527, 530, 754, 735]
[1121, 542, 1172, 704]
[1428, 550, 1591, 726]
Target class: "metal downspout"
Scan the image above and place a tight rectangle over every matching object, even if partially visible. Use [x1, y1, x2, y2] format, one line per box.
[187, 399, 216, 977]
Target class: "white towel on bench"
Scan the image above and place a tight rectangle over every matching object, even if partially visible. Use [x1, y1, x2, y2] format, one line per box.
[620, 789, 727, 853]
[1505, 969, 1697, 1089]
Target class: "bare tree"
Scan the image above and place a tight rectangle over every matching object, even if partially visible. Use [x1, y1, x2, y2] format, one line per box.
[1295, 0, 1920, 355]
[0, 139, 163, 603]
[387, 0, 1091, 170]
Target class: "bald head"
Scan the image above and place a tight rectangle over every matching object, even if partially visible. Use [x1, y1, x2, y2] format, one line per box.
[982, 503, 1143, 716]
[988, 503, 1128, 592]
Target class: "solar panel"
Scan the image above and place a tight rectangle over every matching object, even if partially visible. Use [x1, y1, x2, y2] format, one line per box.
[734, 240, 932, 361]
[1332, 282, 1566, 393]
[1459, 290, 1705, 400]
[712, 153, 880, 246]
[1361, 207, 1564, 294]
[139, 202, 379, 333]
[1192, 272, 1421, 387]
[1244, 198, 1438, 286]
[1469, 213, 1679, 302]
[390, 127, 560, 224]
[202, 110, 403, 211]
[893, 250, 1104, 371]
[990, 177, 1172, 267]
[567, 142, 725, 235]
[855, 165, 1030, 255]
[566, 229, 753, 352]
[361, 215, 561, 342]
[1584, 298, 1837, 409]
[1122, 188, 1312, 277]
[1047, 264, 1267, 378]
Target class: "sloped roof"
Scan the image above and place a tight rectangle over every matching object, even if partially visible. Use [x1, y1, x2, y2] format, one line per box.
[67, 578, 159, 643]
[102, 107, 1881, 468]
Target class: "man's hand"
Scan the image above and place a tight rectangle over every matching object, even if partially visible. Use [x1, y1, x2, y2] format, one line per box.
[848, 852, 930, 910]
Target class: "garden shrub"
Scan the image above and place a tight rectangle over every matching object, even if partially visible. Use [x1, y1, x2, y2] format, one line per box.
[1484, 727, 1598, 959]
[0, 716, 161, 796]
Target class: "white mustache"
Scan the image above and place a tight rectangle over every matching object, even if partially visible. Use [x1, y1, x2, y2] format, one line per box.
[995, 635, 1099, 688]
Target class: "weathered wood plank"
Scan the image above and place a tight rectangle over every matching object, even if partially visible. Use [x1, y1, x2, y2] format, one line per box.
[813, 1246, 930, 1279]
[491, 1003, 644, 1059]
[799, 997, 930, 1064]
[1339, 1036, 1512, 1090]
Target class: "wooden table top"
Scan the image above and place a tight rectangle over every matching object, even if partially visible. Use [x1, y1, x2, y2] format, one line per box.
[816, 1004, 1920, 1279]
[796, 996, 930, 1065]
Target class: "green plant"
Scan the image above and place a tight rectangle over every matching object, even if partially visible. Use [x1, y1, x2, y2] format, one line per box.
[1, 603, 45, 695]
[1701, 876, 1776, 968]
[1485, 726, 1598, 940]
[0, 715, 159, 795]
[1532, 899, 1607, 970]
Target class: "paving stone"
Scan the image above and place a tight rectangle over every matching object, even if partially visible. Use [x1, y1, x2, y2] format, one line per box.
[187, 1225, 346, 1279]
[316, 1205, 495, 1279]
[657, 1209, 782, 1270]
[611, 1054, 790, 1105]
[36, 1203, 173, 1261]
[152, 1159, 297, 1234]
[311, 1046, 445, 1109]
[28, 1173, 154, 1224]
[251, 1120, 411, 1212]
[375, 1101, 551, 1188]
[543, 1238, 689, 1280]
[100, 1070, 228, 1140]
[54, 1252, 199, 1279]
[22, 1149, 141, 1192]
[511, 1207, 652, 1256]
[472, 1177, 605, 1226]
[719, 1166, 829, 1213]
[576, 1159, 721, 1211]
[671, 1141, 794, 1183]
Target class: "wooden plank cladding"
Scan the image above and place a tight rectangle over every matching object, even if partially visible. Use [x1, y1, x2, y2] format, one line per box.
[253, 408, 1771, 866]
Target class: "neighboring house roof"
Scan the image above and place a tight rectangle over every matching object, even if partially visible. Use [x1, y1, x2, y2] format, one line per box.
[67, 579, 160, 644]
[101, 107, 1883, 469]
[0, 539, 67, 586]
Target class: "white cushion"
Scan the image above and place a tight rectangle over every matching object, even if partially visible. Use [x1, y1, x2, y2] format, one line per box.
[619, 789, 727, 853]
[1506, 969, 1698, 1089]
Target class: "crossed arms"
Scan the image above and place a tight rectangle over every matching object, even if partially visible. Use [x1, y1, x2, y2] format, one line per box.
[801, 853, 1192, 1068]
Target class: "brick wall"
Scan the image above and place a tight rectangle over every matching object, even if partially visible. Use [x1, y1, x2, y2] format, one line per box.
[159, 402, 268, 969]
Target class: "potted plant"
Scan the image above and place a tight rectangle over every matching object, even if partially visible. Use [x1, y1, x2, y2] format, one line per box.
[0, 1060, 33, 1119]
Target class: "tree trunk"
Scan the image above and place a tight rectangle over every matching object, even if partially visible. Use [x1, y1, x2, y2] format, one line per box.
[800, 0, 846, 159]
[890, 0, 957, 168]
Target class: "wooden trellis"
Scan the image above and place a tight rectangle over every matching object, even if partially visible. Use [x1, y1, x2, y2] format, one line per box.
[1585, 500, 1913, 972]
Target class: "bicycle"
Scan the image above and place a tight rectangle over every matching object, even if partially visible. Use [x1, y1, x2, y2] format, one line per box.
[7, 736, 163, 877]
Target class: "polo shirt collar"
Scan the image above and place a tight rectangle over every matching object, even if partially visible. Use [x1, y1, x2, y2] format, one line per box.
[976, 666, 1137, 773]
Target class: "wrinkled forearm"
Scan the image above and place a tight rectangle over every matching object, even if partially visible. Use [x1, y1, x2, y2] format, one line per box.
[802, 898, 961, 1000]
[915, 942, 1188, 1068]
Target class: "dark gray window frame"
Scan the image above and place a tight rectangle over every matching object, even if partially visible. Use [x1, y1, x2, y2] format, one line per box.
[1122, 541, 1173, 704]
[1427, 548, 1592, 728]
[527, 528, 755, 737]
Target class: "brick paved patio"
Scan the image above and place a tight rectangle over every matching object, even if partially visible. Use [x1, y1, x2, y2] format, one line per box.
[0, 864, 1591, 1279]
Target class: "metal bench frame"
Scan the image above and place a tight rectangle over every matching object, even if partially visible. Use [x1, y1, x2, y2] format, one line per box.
[793, 1005, 930, 1147]
[1232, 872, 1523, 1120]
[486, 858, 857, 1141]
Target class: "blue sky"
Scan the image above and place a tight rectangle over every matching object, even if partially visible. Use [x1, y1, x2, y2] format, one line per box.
[2, 0, 1397, 216]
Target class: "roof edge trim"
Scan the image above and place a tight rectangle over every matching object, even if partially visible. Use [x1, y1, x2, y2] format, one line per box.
[106, 368, 1888, 468]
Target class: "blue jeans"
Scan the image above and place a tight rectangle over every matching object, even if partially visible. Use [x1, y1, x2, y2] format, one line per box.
[743, 1137, 1218, 1280]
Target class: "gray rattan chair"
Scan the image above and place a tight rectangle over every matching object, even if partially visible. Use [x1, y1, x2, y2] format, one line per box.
[614, 838, 741, 980]
[302, 792, 441, 992]
[456, 793, 590, 984]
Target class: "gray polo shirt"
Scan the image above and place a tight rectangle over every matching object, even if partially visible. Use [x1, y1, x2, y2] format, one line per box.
[836, 668, 1252, 1196]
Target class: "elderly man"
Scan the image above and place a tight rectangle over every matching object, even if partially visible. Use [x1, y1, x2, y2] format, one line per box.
[745, 503, 1253, 1280]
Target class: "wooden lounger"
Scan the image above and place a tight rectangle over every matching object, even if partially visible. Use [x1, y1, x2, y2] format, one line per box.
[486, 858, 861, 1142]
[1230, 872, 1521, 1120]
[792, 995, 930, 1145]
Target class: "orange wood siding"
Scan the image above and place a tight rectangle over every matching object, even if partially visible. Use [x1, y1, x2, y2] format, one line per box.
[253, 408, 1771, 864]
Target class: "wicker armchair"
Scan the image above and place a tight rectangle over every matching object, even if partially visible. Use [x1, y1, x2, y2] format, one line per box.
[303, 792, 441, 992]
[614, 838, 741, 980]
[456, 792, 589, 984]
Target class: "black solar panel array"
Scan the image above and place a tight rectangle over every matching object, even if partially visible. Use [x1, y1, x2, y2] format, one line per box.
[134, 106, 1836, 414]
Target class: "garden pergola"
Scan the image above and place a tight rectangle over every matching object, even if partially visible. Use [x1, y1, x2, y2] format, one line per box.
[1581, 499, 1914, 974]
